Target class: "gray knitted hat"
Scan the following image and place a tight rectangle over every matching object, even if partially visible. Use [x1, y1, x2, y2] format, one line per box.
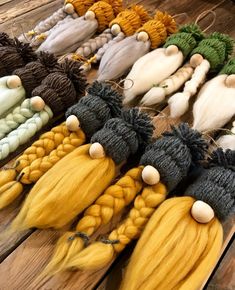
[187, 148, 235, 220]
[140, 123, 208, 191]
[91, 108, 154, 164]
[65, 81, 122, 138]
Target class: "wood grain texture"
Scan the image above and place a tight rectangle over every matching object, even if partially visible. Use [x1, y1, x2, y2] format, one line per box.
[0, 0, 234, 289]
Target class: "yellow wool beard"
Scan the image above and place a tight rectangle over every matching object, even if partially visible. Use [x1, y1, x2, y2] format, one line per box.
[120, 197, 223, 290]
[10, 144, 116, 230]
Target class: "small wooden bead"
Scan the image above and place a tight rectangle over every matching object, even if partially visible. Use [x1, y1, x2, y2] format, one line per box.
[137, 31, 149, 42]
[85, 10, 96, 21]
[7, 75, 22, 89]
[30, 96, 45, 111]
[190, 54, 204, 68]
[89, 142, 106, 159]
[111, 24, 121, 36]
[142, 165, 160, 185]
[64, 3, 75, 14]
[165, 45, 179, 56]
[225, 74, 235, 88]
[66, 115, 80, 131]
[191, 200, 215, 223]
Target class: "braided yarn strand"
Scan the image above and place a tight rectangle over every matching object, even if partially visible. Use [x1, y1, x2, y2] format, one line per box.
[16, 123, 74, 172]
[20, 129, 85, 184]
[0, 106, 53, 161]
[0, 99, 38, 140]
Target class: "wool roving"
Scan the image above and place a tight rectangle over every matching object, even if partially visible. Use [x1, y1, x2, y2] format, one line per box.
[8, 108, 153, 233]
[121, 148, 234, 290]
[38, 0, 123, 56]
[0, 81, 122, 209]
[123, 24, 204, 105]
[0, 52, 59, 138]
[42, 123, 208, 275]
[66, 5, 150, 69]
[0, 36, 37, 77]
[192, 57, 235, 133]
[0, 60, 86, 161]
[168, 33, 234, 117]
[98, 11, 177, 81]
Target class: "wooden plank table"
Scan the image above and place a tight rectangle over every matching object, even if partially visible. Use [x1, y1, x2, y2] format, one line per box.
[0, 0, 234, 289]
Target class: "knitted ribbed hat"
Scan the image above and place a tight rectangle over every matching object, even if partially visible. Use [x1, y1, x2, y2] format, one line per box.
[140, 123, 208, 191]
[109, 5, 150, 36]
[88, 1, 116, 32]
[91, 108, 153, 164]
[32, 60, 86, 115]
[219, 58, 235, 75]
[65, 0, 97, 16]
[102, 0, 123, 16]
[191, 32, 234, 71]
[0, 38, 37, 77]
[13, 52, 59, 96]
[137, 11, 177, 49]
[164, 24, 204, 58]
[66, 81, 122, 138]
[187, 148, 235, 220]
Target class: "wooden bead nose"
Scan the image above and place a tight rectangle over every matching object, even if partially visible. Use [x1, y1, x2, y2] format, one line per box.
[191, 200, 215, 223]
[89, 143, 106, 159]
[142, 165, 160, 185]
[225, 74, 235, 88]
[64, 3, 75, 14]
[190, 54, 204, 68]
[30, 96, 45, 111]
[137, 31, 149, 42]
[66, 115, 80, 131]
[111, 24, 121, 36]
[165, 45, 179, 56]
[85, 10, 96, 21]
[7, 75, 22, 89]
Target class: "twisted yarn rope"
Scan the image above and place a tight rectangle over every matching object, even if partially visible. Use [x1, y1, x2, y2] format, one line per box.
[108, 182, 167, 253]
[20, 129, 85, 184]
[16, 123, 74, 172]
[0, 106, 53, 160]
[73, 167, 144, 237]
[0, 99, 37, 140]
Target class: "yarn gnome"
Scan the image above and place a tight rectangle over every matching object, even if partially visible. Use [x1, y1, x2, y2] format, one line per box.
[0, 60, 86, 161]
[0, 81, 122, 209]
[38, 0, 123, 56]
[40, 123, 208, 276]
[98, 11, 177, 81]
[123, 24, 204, 104]
[168, 32, 234, 117]
[120, 148, 234, 290]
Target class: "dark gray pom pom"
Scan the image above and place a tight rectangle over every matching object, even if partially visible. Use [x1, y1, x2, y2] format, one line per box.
[91, 108, 153, 164]
[65, 81, 122, 138]
[140, 123, 208, 191]
[186, 149, 235, 220]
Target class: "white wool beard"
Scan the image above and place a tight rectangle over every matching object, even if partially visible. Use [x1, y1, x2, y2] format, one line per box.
[123, 48, 184, 104]
[193, 74, 235, 133]
[37, 17, 98, 56]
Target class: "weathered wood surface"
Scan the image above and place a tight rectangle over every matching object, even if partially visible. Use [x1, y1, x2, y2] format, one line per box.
[0, 0, 234, 289]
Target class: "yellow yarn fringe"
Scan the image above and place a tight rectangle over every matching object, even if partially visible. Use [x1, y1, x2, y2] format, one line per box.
[41, 166, 144, 277]
[110, 5, 150, 36]
[154, 10, 178, 34]
[120, 197, 223, 290]
[65, 0, 97, 16]
[102, 0, 123, 16]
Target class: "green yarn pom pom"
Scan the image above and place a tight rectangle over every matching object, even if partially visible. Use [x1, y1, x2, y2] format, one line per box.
[179, 24, 204, 42]
[210, 32, 234, 59]
[220, 58, 235, 75]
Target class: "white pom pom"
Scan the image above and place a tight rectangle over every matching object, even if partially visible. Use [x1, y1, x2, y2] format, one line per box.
[7, 75, 22, 89]
[190, 54, 204, 68]
[111, 24, 121, 36]
[142, 165, 160, 185]
[191, 200, 214, 223]
[225, 74, 235, 88]
[137, 31, 149, 42]
[89, 142, 106, 159]
[30, 96, 45, 111]
[85, 10, 96, 21]
[165, 45, 179, 56]
[141, 87, 166, 106]
[66, 115, 80, 131]
[64, 3, 75, 14]
[168, 92, 191, 118]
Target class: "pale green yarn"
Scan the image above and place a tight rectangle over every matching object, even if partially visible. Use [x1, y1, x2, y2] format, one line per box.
[0, 105, 53, 160]
[0, 99, 39, 140]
